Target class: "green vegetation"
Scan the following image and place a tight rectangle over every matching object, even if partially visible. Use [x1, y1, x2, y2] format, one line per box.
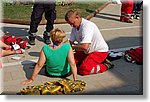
[3, 4, 33, 20]
[3, 1, 106, 20]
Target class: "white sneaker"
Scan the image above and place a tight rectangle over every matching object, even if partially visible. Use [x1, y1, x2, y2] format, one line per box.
[136, 16, 140, 20]
[131, 16, 134, 19]
[109, 51, 123, 57]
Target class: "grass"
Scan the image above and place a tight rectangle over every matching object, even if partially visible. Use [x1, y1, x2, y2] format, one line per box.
[3, 4, 32, 20]
[56, 2, 105, 19]
[2, 1, 106, 20]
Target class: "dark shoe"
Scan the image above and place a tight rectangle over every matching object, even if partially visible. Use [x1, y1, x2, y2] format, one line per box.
[136, 15, 140, 20]
[121, 19, 133, 23]
[126, 19, 133, 23]
[28, 31, 36, 45]
[103, 59, 114, 70]
[43, 31, 51, 44]
[120, 17, 133, 23]
[28, 36, 36, 45]
[131, 14, 134, 19]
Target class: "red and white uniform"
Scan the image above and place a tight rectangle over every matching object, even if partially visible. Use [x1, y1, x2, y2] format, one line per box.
[120, 0, 134, 21]
[70, 18, 109, 75]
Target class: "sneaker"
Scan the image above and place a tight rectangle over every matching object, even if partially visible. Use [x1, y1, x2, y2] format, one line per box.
[136, 15, 140, 20]
[28, 31, 36, 45]
[109, 51, 123, 57]
[130, 16, 134, 20]
[107, 51, 123, 61]
[131, 14, 135, 19]
[124, 19, 133, 23]
[28, 36, 36, 45]
[131, 13, 135, 19]
[120, 18, 133, 23]
[103, 59, 114, 70]
[136, 16, 140, 20]
[43, 31, 51, 44]
[15, 49, 25, 54]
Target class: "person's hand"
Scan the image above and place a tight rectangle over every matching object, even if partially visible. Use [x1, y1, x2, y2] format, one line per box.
[21, 79, 34, 85]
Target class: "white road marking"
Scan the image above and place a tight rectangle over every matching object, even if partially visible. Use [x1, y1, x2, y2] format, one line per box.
[100, 26, 142, 31]
[48, 26, 142, 35]
[3, 59, 38, 67]
[20, 26, 142, 38]
[2, 46, 142, 67]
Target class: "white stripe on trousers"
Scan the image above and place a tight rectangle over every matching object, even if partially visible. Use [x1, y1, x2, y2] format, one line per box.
[90, 65, 101, 74]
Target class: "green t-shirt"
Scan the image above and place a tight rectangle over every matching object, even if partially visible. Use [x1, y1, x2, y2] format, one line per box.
[42, 43, 71, 76]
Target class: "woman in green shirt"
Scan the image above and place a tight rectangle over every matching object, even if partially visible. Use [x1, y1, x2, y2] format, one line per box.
[22, 28, 77, 85]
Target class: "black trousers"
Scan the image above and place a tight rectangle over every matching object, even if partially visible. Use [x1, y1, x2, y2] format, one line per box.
[132, 0, 143, 14]
[30, 2, 56, 34]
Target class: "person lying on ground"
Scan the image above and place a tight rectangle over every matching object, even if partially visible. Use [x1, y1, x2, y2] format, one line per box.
[0, 40, 24, 57]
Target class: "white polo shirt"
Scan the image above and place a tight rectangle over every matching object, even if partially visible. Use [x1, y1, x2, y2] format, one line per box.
[70, 18, 109, 54]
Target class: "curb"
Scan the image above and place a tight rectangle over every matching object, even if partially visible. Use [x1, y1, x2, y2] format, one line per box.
[86, 1, 111, 20]
[2, 18, 67, 25]
[1, 1, 111, 25]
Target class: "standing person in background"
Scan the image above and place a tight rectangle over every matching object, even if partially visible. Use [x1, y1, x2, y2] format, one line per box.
[120, 0, 134, 23]
[65, 10, 114, 76]
[131, 0, 143, 20]
[28, 1, 56, 45]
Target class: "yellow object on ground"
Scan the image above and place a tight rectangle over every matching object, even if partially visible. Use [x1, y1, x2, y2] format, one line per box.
[19, 79, 86, 95]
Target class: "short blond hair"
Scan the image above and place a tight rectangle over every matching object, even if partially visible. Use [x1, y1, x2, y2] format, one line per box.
[50, 28, 66, 45]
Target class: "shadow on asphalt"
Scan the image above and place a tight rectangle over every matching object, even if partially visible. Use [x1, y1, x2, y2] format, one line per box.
[2, 27, 47, 43]
[94, 12, 121, 22]
[3, 27, 29, 37]
[28, 52, 40, 57]
[86, 9, 121, 22]
[36, 35, 44, 42]
[99, 12, 120, 17]
[21, 60, 46, 79]
[107, 36, 143, 50]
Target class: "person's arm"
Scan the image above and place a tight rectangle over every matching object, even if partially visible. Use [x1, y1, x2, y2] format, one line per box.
[0, 40, 10, 48]
[69, 39, 90, 51]
[71, 21, 93, 51]
[22, 50, 46, 85]
[72, 43, 90, 51]
[1, 50, 16, 56]
[67, 47, 77, 81]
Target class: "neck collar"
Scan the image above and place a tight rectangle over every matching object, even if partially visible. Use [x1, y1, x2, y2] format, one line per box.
[52, 44, 59, 48]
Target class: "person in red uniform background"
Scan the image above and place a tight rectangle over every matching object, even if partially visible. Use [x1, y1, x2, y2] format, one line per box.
[120, 0, 134, 23]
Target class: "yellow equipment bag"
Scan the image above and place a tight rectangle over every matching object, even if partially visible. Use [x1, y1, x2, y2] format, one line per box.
[19, 79, 86, 95]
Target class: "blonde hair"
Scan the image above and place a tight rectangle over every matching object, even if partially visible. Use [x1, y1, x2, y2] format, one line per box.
[50, 28, 66, 45]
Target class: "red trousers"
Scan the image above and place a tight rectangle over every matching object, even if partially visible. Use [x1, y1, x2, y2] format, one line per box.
[120, 0, 134, 20]
[74, 51, 108, 76]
